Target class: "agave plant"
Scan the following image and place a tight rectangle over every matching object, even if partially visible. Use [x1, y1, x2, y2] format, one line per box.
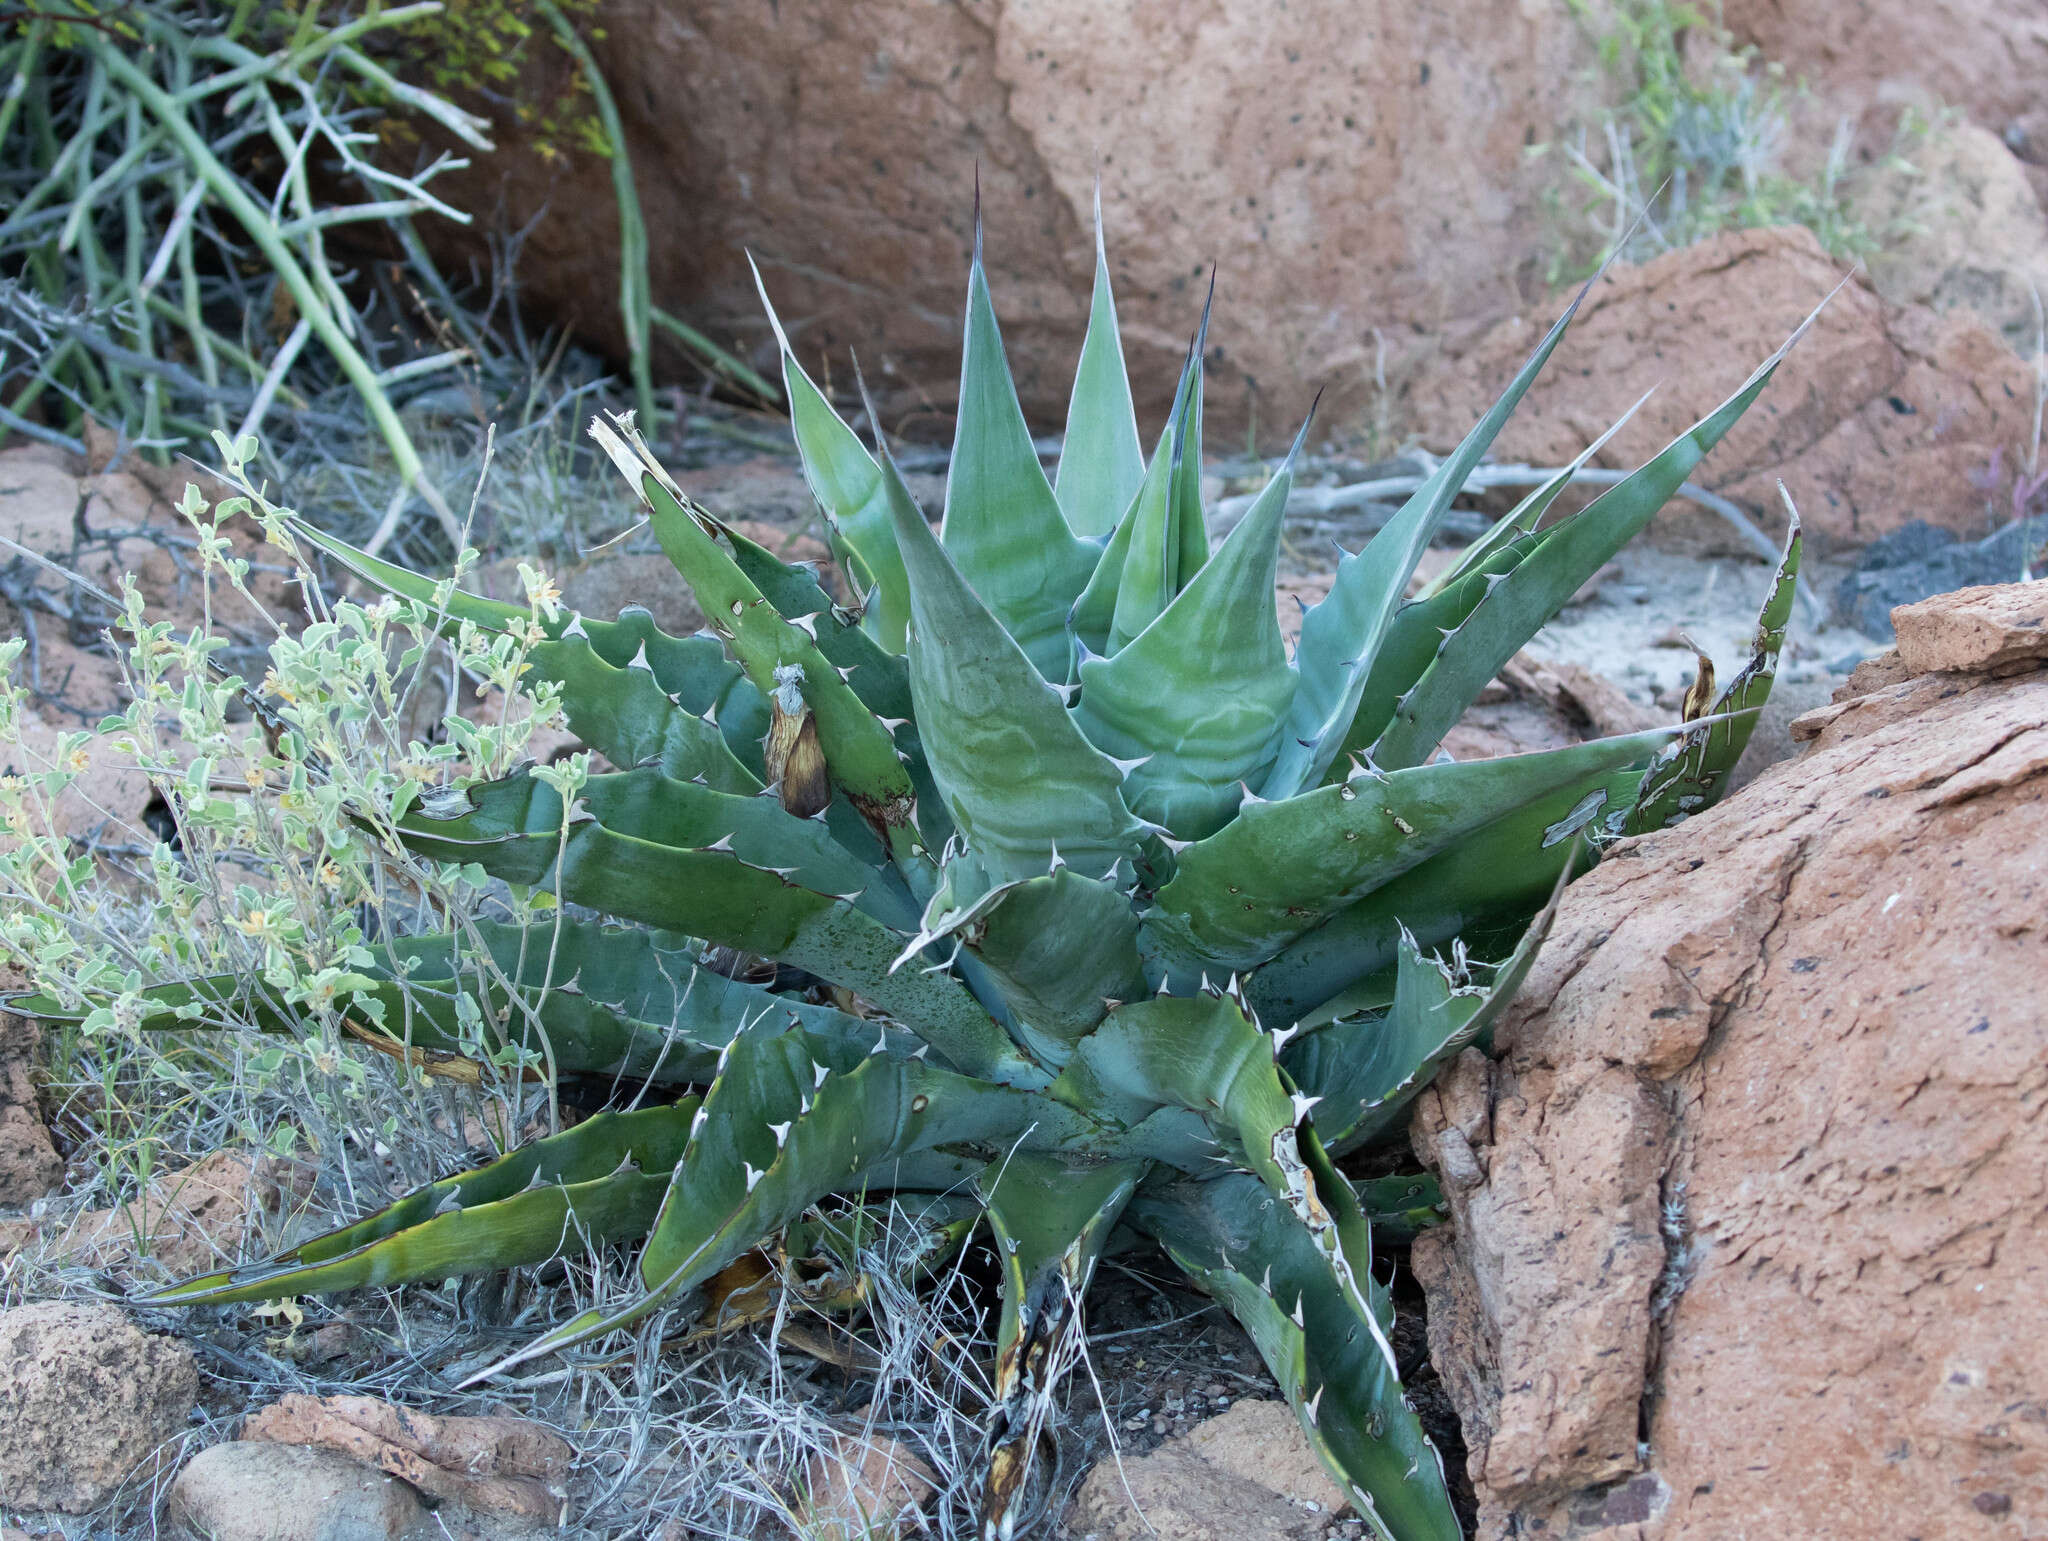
[13, 209, 1805, 1540]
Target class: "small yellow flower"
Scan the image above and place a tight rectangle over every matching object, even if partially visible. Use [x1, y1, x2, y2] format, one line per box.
[244, 763, 267, 790]
[66, 747, 91, 773]
[316, 860, 342, 888]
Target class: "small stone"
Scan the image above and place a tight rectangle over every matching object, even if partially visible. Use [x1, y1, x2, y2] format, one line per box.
[168, 1442, 426, 1541]
[794, 1431, 936, 1541]
[1186, 1400, 1350, 1515]
[1069, 1443, 1323, 1541]
[0, 1301, 197, 1512]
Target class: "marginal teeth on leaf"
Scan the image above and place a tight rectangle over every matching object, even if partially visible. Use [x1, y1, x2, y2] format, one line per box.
[559, 614, 588, 639]
[1105, 752, 1152, 775]
[1304, 1385, 1323, 1423]
[743, 1162, 764, 1192]
[703, 833, 735, 854]
[769, 1121, 791, 1146]
[1290, 1091, 1322, 1122]
[1270, 1023, 1301, 1054]
[1291, 1295, 1306, 1327]
[691, 1105, 709, 1137]
[813, 1061, 831, 1088]
[434, 1190, 462, 1215]
[1260, 1266, 1274, 1294]
[626, 641, 653, 672]
[871, 1030, 888, 1056]
[787, 613, 821, 639]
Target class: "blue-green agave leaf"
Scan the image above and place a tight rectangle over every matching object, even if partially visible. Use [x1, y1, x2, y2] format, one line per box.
[750, 256, 912, 652]
[943, 235, 1099, 680]
[1145, 728, 1678, 980]
[1053, 190, 1146, 540]
[1370, 310, 1820, 771]
[1263, 279, 1595, 799]
[1624, 499, 1801, 832]
[883, 448, 1148, 893]
[1071, 413, 1311, 840]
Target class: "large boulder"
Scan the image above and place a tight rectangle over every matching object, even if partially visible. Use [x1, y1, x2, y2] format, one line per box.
[1408, 577, 2048, 1536]
[415, 0, 1614, 433]
[1405, 226, 2039, 549]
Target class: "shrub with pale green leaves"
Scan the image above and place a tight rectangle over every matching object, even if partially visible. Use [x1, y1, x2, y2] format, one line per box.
[10, 211, 1805, 1540]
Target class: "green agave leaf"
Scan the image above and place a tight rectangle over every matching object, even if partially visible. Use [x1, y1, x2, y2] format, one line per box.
[1624, 501, 1801, 833]
[1107, 417, 1185, 654]
[978, 1151, 1148, 1537]
[964, 868, 1150, 1064]
[1414, 385, 1655, 602]
[1168, 284, 1214, 595]
[529, 631, 760, 793]
[1264, 277, 1596, 800]
[750, 255, 913, 652]
[1355, 1171, 1448, 1244]
[1130, 1171, 1461, 1541]
[1143, 728, 1678, 981]
[470, 1023, 1093, 1381]
[1071, 413, 1310, 840]
[282, 515, 775, 778]
[1286, 861, 1566, 1152]
[943, 231, 1100, 680]
[1053, 189, 1146, 540]
[1245, 765, 1640, 1026]
[882, 437, 1148, 892]
[396, 776, 1028, 1085]
[591, 414, 918, 846]
[1065, 437, 1161, 660]
[1328, 531, 1542, 779]
[397, 766, 911, 931]
[716, 514, 915, 723]
[145, 1102, 697, 1305]
[1370, 319, 1814, 771]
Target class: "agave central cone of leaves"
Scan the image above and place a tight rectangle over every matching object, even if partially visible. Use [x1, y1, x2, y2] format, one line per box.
[13, 207, 1812, 1541]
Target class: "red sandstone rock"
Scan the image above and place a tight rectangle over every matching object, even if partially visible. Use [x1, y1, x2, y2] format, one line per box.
[1410, 581, 2048, 1537]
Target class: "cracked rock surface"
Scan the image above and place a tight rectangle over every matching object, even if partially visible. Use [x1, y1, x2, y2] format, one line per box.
[1410, 579, 2048, 1538]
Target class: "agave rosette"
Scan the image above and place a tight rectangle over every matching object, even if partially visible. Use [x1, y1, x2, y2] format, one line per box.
[13, 207, 1809, 1541]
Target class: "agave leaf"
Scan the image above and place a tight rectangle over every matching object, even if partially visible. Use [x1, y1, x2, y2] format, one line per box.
[1286, 861, 1566, 1152]
[591, 415, 919, 845]
[1245, 765, 1640, 1026]
[716, 518, 915, 722]
[882, 443, 1148, 892]
[750, 256, 913, 653]
[1106, 419, 1184, 654]
[1624, 501, 1801, 833]
[1065, 448, 1156, 660]
[397, 766, 912, 931]
[1412, 385, 1656, 602]
[1263, 278, 1596, 800]
[1072, 414, 1309, 839]
[1168, 280, 1216, 594]
[943, 235, 1100, 680]
[145, 1103, 697, 1305]
[1056, 989, 1390, 1374]
[1130, 1171, 1461, 1541]
[530, 633, 760, 793]
[978, 1152, 1148, 1537]
[1355, 1171, 1448, 1243]
[1328, 531, 1542, 779]
[1143, 728, 1679, 980]
[1054, 190, 1146, 540]
[280, 515, 773, 772]
[395, 777, 1028, 1085]
[1370, 320, 1814, 771]
[472, 1024, 1093, 1381]
[964, 868, 1150, 1064]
